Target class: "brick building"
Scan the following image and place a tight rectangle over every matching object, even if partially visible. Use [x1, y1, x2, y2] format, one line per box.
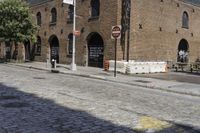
[130, 0, 200, 64]
[1, 0, 200, 67]
[26, 0, 122, 68]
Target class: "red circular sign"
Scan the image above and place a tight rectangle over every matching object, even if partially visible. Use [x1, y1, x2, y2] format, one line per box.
[73, 30, 81, 36]
[112, 26, 121, 39]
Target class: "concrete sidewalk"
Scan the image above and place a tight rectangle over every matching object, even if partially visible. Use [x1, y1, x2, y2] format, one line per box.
[6, 61, 200, 97]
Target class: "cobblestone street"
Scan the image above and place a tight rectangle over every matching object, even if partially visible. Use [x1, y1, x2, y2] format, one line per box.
[0, 64, 200, 133]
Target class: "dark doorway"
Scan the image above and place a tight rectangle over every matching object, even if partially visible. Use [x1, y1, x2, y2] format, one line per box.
[177, 39, 189, 63]
[24, 40, 31, 62]
[87, 32, 104, 68]
[49, 35, 59, 63]
[5, 41, 11, 61]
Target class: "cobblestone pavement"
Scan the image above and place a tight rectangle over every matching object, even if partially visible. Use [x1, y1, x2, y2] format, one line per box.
[8, 62, 200, 97]
[135, 71, 200, 84]
[0, 64, 200, 133]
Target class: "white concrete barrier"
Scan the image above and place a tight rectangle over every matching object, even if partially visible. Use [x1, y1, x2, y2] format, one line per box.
[109, 60, 127, 74]
[127, 62, 148, 74]
[149, 62, 167, 73]
[127, 61, 167, 74]
[108, 60, 167, 74]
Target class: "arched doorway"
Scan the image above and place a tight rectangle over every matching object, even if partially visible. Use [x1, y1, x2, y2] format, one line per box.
[49, 35, 59, 63]
[87, 32, 104, 68]
[177, 39, 189, 63]
[24, 40, 31, 62]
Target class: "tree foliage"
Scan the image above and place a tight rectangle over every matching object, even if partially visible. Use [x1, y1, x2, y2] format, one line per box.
[0, 0, 37, 43]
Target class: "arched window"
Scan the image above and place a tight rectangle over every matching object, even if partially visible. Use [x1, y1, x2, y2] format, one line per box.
[182, 11, 189, 28]
[68, 33, 73, 56]
[51, 8, 57, 23]
[36, 12, 41, 26]
[35, 36, 41, 55]
[90, 0, 100, 17]
[177, 39, 189, 63]
[67, 5, 74, 22]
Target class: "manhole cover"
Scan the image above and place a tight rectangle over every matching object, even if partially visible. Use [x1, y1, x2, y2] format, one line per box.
[33, 77, 46, 79]
[98, 72, 111, 76]
[2, 102, 29, 108]
[0, 96, 19, 100]
[134, 80, 151, 83]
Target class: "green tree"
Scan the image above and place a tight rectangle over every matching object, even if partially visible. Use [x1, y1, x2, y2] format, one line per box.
[0, 0, 37, 60]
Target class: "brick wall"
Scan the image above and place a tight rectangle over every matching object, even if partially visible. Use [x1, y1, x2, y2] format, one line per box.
[28, 0, 200, 66]
[130, 0, 200, 63]
[30, 0, 122, 66]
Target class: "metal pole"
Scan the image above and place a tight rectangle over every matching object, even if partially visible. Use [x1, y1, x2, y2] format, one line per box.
[114, 39, 117, 77]
[126, 0, 131, 62]
[126, 27, 130, 62]
[71, 0, 77, 71]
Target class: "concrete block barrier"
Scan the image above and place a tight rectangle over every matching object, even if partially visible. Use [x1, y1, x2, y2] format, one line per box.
[108, 60, 167, 74]
[109, 60, 127, 74]
[149, 62, 167, 73]
[127, 62, 149, 74]
[127, 61, 167, 74]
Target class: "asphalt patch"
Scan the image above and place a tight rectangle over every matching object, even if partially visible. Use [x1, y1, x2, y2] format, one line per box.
[0, 95, 20, 100]
[1, 102, 29, 108]
[134, 80, 151, 83]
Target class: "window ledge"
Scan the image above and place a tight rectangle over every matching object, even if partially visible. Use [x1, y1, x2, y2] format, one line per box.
[35, 53, 41, 56]
[88, 16, 99, 22]
[67, 54, 72, 58]
[49, 22, 56, 26]
[67, 19, 73, 24]
[182, 26, 189, 29]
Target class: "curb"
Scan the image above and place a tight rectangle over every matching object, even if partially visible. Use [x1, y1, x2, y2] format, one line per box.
[6, 63, 200, 98]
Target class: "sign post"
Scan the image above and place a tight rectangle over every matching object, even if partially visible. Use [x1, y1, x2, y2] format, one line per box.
[63, 0, 77, 71]
[111, 25, 121, 77]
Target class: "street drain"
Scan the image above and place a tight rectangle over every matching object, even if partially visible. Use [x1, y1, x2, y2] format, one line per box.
[33, 77, 46, 79]
[2, 102, 29, 108]
[0, 96, 19, 100]
[134, 80, 151, 83]
[98, 72, 111, 76]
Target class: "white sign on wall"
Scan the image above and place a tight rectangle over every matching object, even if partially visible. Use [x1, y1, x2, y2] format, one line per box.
[63, 0, 74, 5]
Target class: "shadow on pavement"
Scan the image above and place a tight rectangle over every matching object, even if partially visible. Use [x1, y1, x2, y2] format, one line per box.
[135, 71, 200, 84]
[0, 83, 199, 133]
[0, 83, 136, 133]
[174, 71, 200, 76]
[136, 124, 200, 133]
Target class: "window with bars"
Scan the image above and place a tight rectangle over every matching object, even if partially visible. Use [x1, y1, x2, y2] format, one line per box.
[51, 8, 57, 23]
[35, 36, 41, 55]
[36, 12, 41, 26]
[182, 11, 189, 29]
[68, 33, 73, 56]
[67, 5, 74, 23]
[90, 0, 100, 18]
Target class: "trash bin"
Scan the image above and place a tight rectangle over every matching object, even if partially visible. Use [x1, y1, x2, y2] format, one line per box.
[51, 59, 55, 68]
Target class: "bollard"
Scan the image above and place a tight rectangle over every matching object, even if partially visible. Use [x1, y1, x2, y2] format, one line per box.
[54, 60, 57, 69]
[51, 59, 59, 73]
[51, 59, 55, 68]
[46, 59, 49, 68]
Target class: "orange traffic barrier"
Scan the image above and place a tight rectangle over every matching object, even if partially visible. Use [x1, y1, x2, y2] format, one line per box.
[104, 60, 109, 71]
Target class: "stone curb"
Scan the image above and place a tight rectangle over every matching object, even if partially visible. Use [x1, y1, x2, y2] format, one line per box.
[6, 63, 200, 98]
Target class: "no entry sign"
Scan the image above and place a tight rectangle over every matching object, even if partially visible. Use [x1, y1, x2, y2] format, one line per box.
[111, 25, 121, 39]
[111, 25, 121, 77]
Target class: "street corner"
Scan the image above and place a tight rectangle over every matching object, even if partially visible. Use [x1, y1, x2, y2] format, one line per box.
[133, 116, 172, 132]
[132, 116, 199, 133]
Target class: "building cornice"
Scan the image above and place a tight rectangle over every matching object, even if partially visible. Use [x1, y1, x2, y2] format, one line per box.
[27, 0, 53, 7]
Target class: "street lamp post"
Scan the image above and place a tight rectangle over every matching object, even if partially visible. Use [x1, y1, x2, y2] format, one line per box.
[71, 0, 77, 71]
[63, 0, 77, 70]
